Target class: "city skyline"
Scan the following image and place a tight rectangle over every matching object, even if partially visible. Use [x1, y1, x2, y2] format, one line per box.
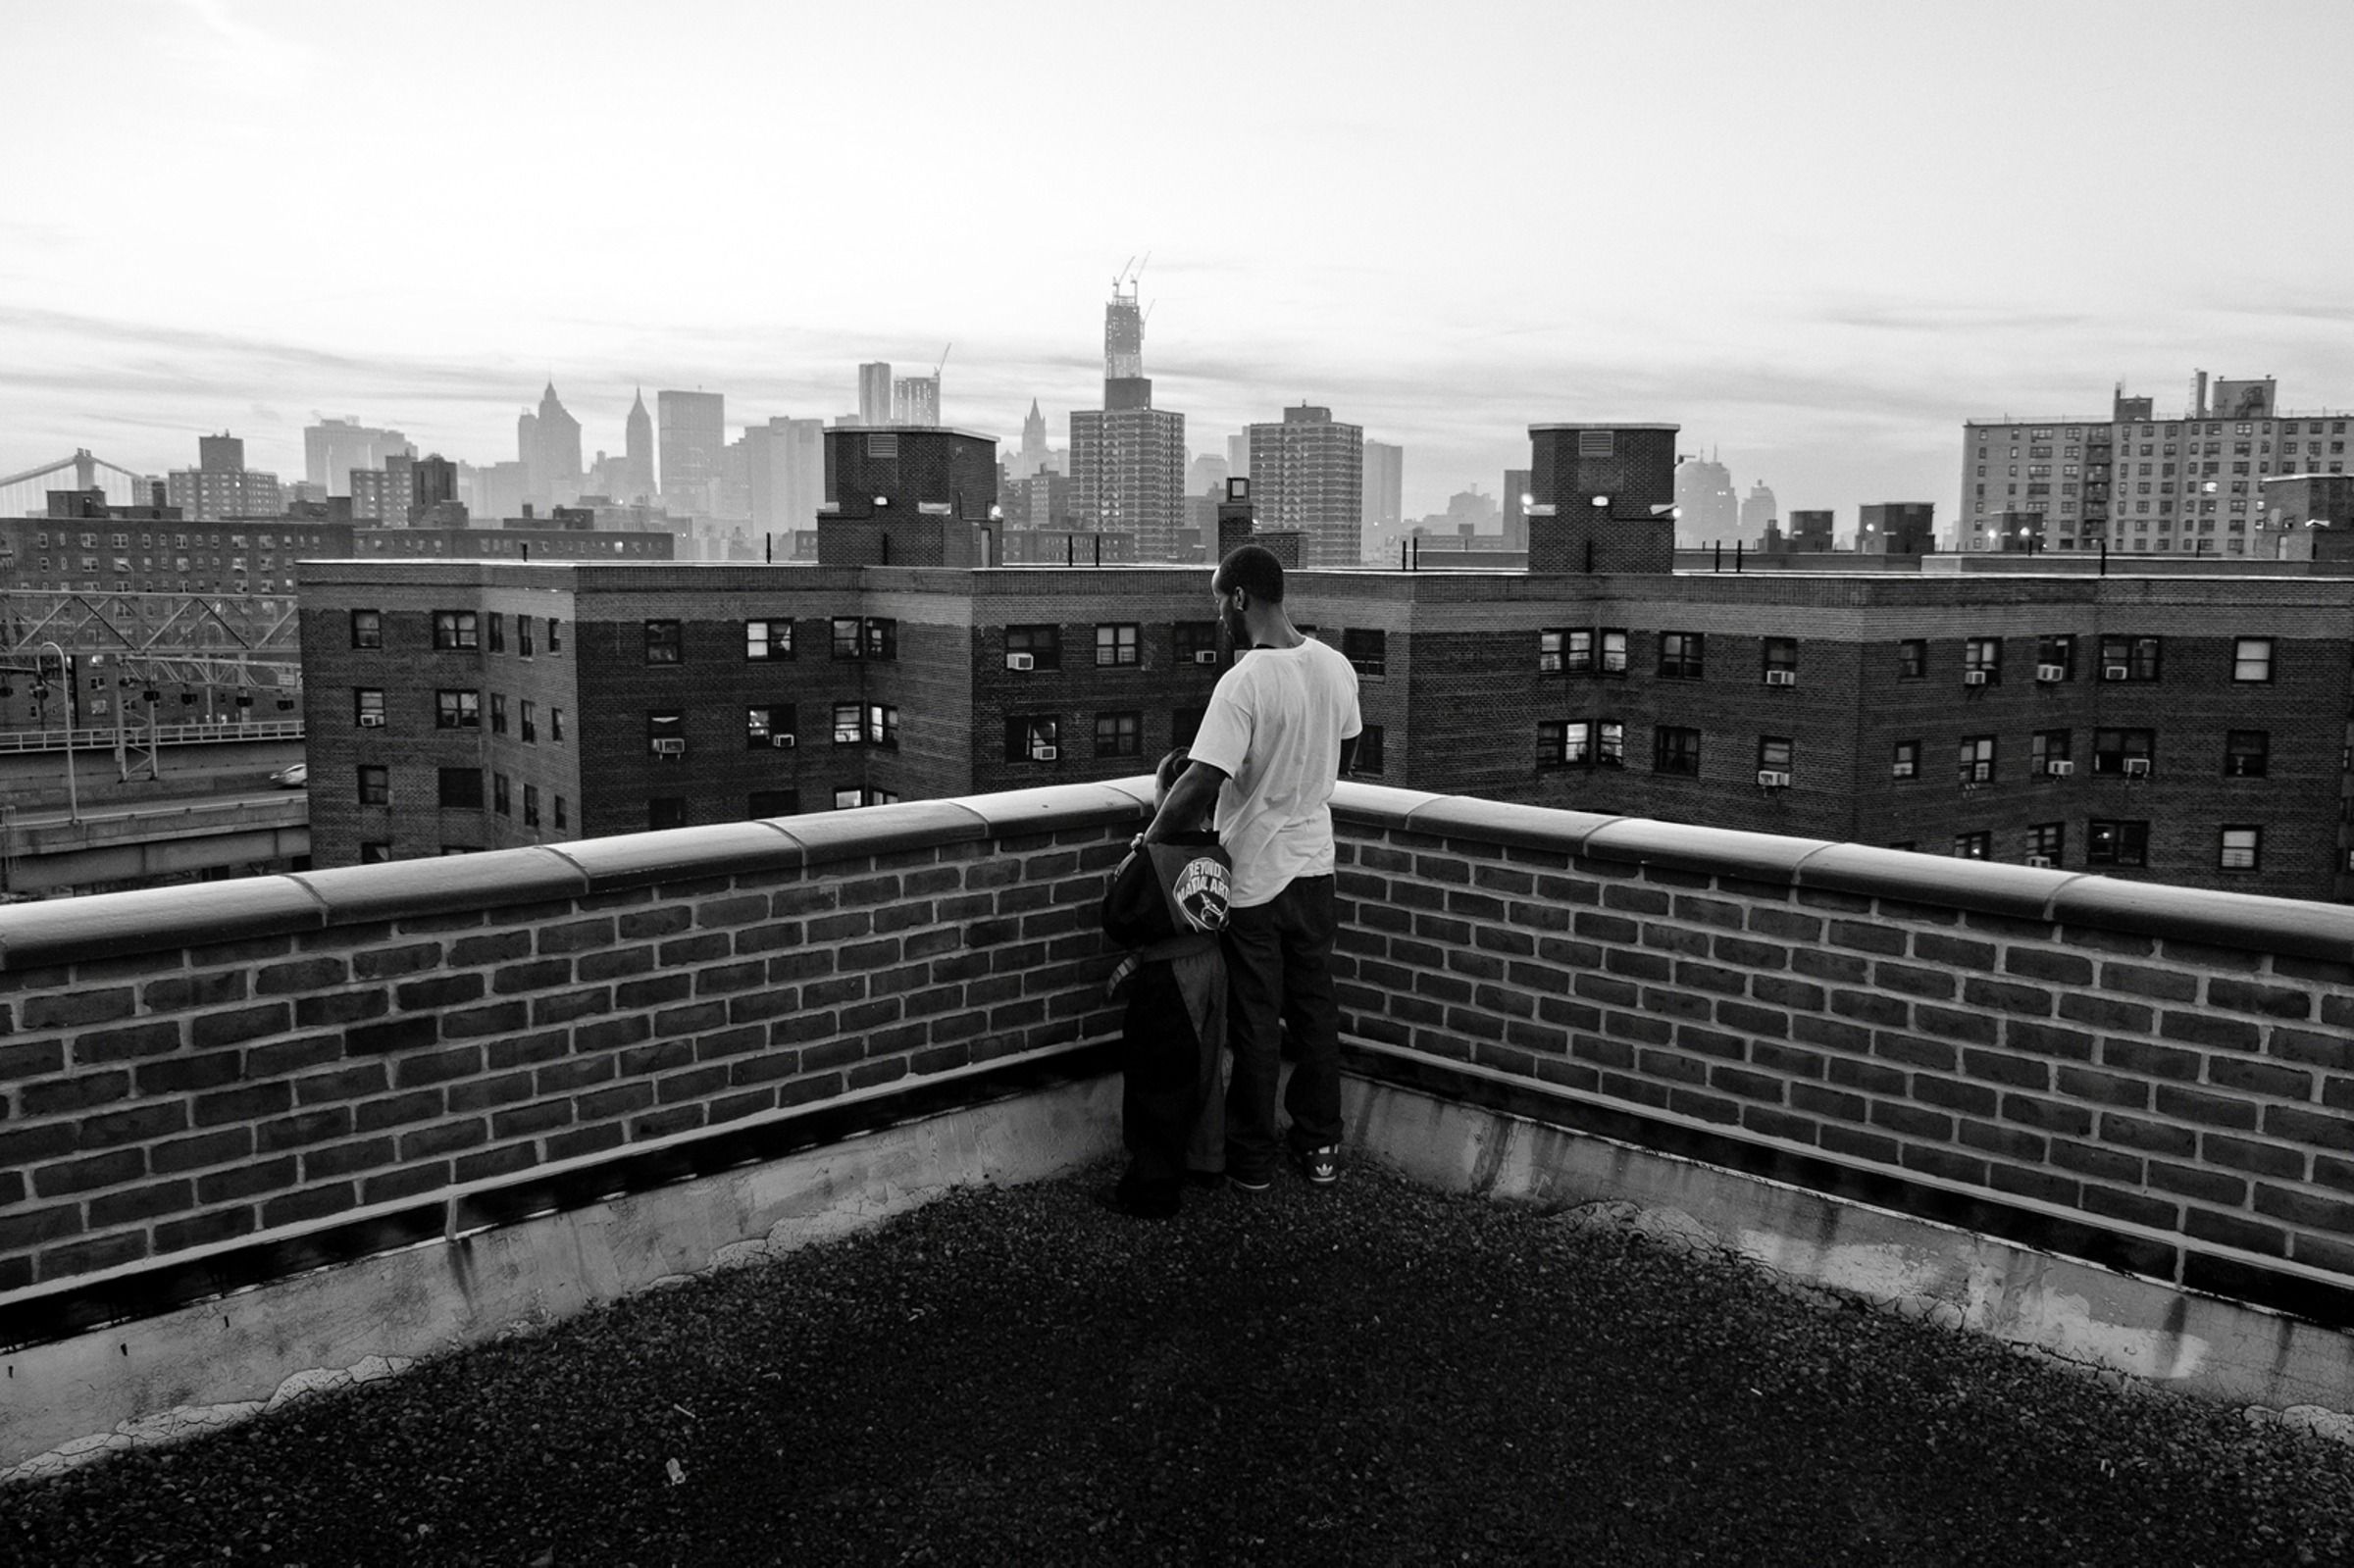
[7, 1, 2354, 521]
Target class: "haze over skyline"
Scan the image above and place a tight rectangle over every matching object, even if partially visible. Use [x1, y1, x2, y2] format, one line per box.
[8, 0, 2354, 524]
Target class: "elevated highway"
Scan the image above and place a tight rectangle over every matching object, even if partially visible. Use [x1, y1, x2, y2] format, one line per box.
[0, 787, 308, 895]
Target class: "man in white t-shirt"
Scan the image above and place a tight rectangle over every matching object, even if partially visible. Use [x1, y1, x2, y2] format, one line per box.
[1140, 545, 1361, 1190]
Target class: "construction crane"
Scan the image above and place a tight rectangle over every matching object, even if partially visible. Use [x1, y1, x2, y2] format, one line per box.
[935, 343, 951, 379]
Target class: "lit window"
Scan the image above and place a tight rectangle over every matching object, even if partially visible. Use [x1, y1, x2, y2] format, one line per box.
[2219, 826, 2261, 871]
[2232, 637, 2273, 682]
[1096, 623, 1141, 667]
[746, 619, 793, 660]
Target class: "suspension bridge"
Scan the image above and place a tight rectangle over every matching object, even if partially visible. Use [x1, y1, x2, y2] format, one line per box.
[0, 448, 161, 517]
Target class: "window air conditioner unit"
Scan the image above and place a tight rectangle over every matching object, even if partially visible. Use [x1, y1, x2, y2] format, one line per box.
[2103, 664, 2129, 681]
[2024, 854, 2054, 869]
[2035, 664, 2066, 683]
[357, 713, 385, 728]
[2123, 757, 2151, 777]
[1765, 670, 1797, 686]
[650, 737, 687, 755]
[1963, 669, 1990, 685]
[1756, 769, 1792, 788]
[772, 734, 795, 748]
[1195, 649, 1220, 666]
[2046, 759, 2074, 776]
[1005, 652, 1035, 671]
[1034, 744, 1058, 761]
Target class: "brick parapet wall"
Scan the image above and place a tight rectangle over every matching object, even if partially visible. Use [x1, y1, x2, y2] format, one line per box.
[1327, 786, 2354, 1319]
[11, 782, 2354, 1334]
[0, 784, 1150, 1311]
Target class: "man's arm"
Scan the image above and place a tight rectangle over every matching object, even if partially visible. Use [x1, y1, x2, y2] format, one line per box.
[1140, 759, 1228, 844]
[1338, 734, 1359, 780]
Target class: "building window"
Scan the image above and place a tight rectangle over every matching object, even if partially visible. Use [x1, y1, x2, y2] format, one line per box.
[1095, 710, 1143, 757]
[436, 767, 483, 809]
[1353, 725, 1384, 776]
[853, 618, 893, 661]
[523, 784, 540, 828]
[2232, 637, 2274, 683]
[1653, 725, 1701, 777]
[748, 789, 799, 819]
[493, 773, 511, 817]
[2092, 729, 2155, 777]
[1539, 721, 1582, 768]
[432, 610, 478, 651]
[360, 841, 391, 863]
[2035, 634, 2074, 680]
[2224, 730, 2269, 778]
[2026, 823, 2065, 864]
[1899, 639, 1926, 679]
[746, 619, 793, 660]
[1891, 739, 1919, 781]
[1963, 637, 2002, 683]
[358, 764, 389, 805]
[487, 614, 505, 654]
[351, 609, 383, 649]
[866, 703, 897, 748]
[1537, 629, 1566, 675]
[1599, 629, 1628, 676]
[546, 619, 561, 653]
[2030, 730, 2072, 777]
[1173, 621, 1219, 667]
[1006, 715, 1060, 763]
[486, 693, 506, 735]
[1598, 721, 1625, 767]
[1761, 638, 1797, 683]
[648, 797, 688, 831]
[435, 689, 481, 730]
[1659, 632, 1704, 680]
[2219, 826, 2262, 871]
[1005, 624, 1060, 671]
[550, 706, 564, 743]
[2099, 634, 2161, 681]
[1342, 628, 1386, 679]
[518, 616, 534, 658]
[1958, 735, 1995, 784]
[355, 688, 384, 727]
[1758, 736, 1793, 782]
[833, 702, 862, 744]
[553, 794, 567, 830]
[645, 709, 685, 756]
[644, 620, 683, 664]
[748, 704, 794, 748]
[520, 700, 537, 743]
[1953, 831, 1990, 860]
[2087, 819, 2150, 868]
[1097, 623, 1141, 667]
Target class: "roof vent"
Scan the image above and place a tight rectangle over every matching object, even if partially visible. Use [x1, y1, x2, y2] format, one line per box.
[1577, 430, 1615, 457]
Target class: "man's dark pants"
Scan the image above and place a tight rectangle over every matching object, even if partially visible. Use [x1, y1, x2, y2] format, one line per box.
[1222, 874, 1344, 1182]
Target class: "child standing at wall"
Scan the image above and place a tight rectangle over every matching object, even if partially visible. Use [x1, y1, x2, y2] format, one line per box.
[1099, 747, 1232, 1218]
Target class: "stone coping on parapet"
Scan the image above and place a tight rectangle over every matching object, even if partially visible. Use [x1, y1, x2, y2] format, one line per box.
[10, 781, 2354, 972]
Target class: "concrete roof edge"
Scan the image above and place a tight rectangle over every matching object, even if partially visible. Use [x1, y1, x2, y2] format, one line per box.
[0, 876, 329, 973]
[288, 846, 592, 924]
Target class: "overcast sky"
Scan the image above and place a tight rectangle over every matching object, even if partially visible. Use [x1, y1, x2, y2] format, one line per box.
[7, 0, 2354, 523]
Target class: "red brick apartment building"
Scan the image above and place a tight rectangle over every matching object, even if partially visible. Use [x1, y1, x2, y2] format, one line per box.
[297, 425, 2354, 901]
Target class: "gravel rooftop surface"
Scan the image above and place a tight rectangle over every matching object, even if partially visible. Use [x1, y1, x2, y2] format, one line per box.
[9, 1159, 2354, 1567]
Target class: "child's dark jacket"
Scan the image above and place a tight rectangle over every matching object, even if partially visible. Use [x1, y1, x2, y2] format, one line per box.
[1100, 831, 1231, 1191]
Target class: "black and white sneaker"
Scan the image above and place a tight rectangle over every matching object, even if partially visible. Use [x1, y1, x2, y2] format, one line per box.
[1294, 1144, 1341, 1187]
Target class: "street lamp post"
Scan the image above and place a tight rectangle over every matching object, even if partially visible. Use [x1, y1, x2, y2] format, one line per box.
[39, 639, 77, 824]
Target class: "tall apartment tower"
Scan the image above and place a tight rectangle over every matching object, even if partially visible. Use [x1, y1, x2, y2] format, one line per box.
[857, 363, 893, 427]
[1674, 451, 1739, 546]
[305, 419, 411, 495]
[166, 431, 281, 521]
[1363, 440, 1405, 558]
[517, 382, 583, 508]
[1738, 481, 1778, 545]
[892, 375, 941, 427]
[745, 417, 826, 535]
[623, 389, 656, 503]
[1070, 280, 1187, 562]
[658, 390, 727, 511]
[1247, 405, 1366, 569]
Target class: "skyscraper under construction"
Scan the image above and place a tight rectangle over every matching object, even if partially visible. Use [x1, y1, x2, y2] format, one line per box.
[1070, 267, 1188, 561]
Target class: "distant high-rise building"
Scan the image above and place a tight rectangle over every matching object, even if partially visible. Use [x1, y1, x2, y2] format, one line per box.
[1248, 405, 1365, 570]
[623, 388, 656, 502]
[1071, 280, 1186, 561]
[892, 375, 941, 427]
[658, 390, 726, 511]
[517, 382, 583, 507]
[1739, 481, 1778, 544]
[1503, 467, 1532, 550]
[1009, 399, 1054, 480]
[305, 419, 411, 496]
[1674, 451, 1739, 546]
[1188, 453, 1230, 497]
[857, 363, 893, 426]
[744, 417, 826, 536]
[1363, 440, 1404, 553]
[165, 430, 281, 520]
[1227, 431, 1250, 481]
[412, 454, 459, 519]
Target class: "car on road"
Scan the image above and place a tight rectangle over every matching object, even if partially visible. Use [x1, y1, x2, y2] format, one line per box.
[268, 762, 308, 789]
